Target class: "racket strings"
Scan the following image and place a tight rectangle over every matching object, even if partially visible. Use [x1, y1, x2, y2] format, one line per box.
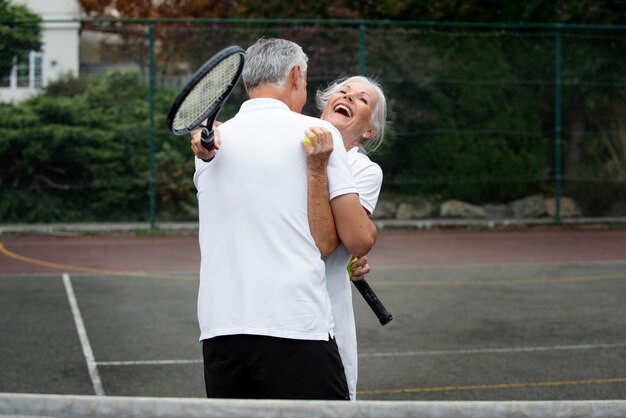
[173, 54, 242, 131]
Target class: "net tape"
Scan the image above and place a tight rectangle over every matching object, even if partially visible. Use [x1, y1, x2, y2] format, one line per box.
[1, 393, 625, 418]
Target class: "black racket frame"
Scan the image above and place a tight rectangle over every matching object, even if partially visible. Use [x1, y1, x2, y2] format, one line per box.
[166, 46, 245, 153]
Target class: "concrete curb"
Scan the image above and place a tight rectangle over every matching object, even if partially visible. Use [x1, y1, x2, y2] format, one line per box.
[0, 222, 199, 235]
[1, 217, 625, 235]
[374, 217, 626, 230]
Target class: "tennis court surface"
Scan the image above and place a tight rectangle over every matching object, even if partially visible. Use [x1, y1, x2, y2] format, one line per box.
[1, 227, 626, 403]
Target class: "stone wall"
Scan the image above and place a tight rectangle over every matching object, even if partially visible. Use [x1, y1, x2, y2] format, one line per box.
[372, 195, 583, 220]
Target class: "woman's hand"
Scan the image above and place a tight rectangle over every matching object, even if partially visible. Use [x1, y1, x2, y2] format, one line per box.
[301, 127, 334, 174]
[348, 255, 371, 281]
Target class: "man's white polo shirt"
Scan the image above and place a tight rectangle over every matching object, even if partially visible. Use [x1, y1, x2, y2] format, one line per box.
[194, 98, 358, 342]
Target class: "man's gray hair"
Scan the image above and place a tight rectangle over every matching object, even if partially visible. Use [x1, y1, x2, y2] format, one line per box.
[315, 76, 388, 153]
[242, 38, 308, 93]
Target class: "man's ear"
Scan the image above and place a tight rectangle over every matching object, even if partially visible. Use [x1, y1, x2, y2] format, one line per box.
[289, 65, 303, 89]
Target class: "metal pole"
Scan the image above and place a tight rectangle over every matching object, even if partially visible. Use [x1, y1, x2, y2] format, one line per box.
[148, 22, 157, 230]
[554, 30, 562, 223]
[358, 23, 366, 75]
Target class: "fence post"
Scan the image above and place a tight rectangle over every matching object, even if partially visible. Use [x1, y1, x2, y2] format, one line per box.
[358, 23, 366, 75]
[148, 21, 157, 230]
[553, 29, 562, 223]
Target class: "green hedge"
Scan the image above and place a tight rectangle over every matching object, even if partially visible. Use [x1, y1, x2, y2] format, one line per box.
[0, 71, 196, 223]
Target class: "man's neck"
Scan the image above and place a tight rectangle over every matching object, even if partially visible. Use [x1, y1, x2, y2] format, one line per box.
[249, 86, 302, 113]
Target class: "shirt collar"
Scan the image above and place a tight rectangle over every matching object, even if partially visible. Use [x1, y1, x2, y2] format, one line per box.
[240, 98, 290, 113]
[347, 146, 366, 156]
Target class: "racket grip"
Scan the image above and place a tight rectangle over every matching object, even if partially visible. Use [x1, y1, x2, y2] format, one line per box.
[200, 127, 215, 162]
[353, 279, 393, 326]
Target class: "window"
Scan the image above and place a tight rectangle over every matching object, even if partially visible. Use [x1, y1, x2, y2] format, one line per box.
[32, 53, 43, 89]
[0, 58, 15, 88]
[17, 56, 30, 87]
[2, 51, 43, 89]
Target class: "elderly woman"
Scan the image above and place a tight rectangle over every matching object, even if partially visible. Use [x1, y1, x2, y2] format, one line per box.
[303, 75, 387, 401]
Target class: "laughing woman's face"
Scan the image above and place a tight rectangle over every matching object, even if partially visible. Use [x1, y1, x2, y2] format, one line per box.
[322, 81, 378, 144]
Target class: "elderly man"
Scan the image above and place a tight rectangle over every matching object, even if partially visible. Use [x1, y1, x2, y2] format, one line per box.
[193, 38, 376, 400]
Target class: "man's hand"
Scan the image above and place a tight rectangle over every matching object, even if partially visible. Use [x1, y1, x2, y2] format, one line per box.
[191, 121, 222, 161]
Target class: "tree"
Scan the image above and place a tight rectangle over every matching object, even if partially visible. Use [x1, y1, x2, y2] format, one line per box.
[78, 0, 250, 87]
[358, 0, 626, 24]
[558, 29, 626, 215]
[77, 0, 626, 23]
[0, 0, 41, 79]
[78, 0, 363, 19]
[67, 1, 626, 215]
[0, 71, 196, 223]
[368, 28, 547, 202]
[78, 0, 242, 19]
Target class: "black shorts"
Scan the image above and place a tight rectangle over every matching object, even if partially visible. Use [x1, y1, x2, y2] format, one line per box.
[202, 334, 349, 400]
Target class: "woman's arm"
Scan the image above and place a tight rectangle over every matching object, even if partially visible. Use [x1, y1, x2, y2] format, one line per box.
[302, 127, 340, 257]
[330, 193, 377, 257]
[303, 127, 377, 258]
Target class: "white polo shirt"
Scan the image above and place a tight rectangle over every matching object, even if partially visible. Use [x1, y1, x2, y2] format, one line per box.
[347, 147, 383, 215]
[194, 98, 358, 342]
[324, 146, 382, 400]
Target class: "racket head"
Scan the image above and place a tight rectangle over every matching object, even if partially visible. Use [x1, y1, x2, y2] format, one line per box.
[167, 46, 245, 135]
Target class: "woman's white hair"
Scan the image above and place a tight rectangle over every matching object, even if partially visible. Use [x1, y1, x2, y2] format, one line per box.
[315, 75, 387, 153]
[242, 38, 308, 93]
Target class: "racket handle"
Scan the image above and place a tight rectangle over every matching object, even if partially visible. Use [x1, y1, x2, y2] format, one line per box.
[353, 279, 393, 326]
[200, 127, 215, 162]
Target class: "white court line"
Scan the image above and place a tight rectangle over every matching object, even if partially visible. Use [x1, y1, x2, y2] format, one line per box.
[95, 343, 626, 367]
[359, 342, 626, 358]
[97, 359, 202, 366]
[62, 273, 105, 396]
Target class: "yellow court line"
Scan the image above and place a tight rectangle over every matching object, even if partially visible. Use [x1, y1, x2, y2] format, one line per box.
[374, 273, 626, 287]
[2, 241, 625, 286]
[0, 242, 194, 280]
[357, 377, 626, 396]
[0, 242, 128, 274]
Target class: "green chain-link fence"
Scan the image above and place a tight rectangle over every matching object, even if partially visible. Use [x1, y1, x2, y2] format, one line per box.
[1, 19, 625, 227]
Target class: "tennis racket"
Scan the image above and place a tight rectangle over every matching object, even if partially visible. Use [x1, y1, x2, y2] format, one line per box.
[349, 258, 393, 326]
[166, 46, 245, 160]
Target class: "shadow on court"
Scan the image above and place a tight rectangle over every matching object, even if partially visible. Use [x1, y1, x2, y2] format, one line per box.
[1, 228, 626, 400]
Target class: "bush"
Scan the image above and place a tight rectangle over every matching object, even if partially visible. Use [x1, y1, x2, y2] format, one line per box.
[0, 71, 196, 223]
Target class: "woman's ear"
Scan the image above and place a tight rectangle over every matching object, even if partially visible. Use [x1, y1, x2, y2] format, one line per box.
[362, 127, 376, 140]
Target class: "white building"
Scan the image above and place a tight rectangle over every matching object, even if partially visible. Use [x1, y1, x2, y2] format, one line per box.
[0, 0, 80, 103]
